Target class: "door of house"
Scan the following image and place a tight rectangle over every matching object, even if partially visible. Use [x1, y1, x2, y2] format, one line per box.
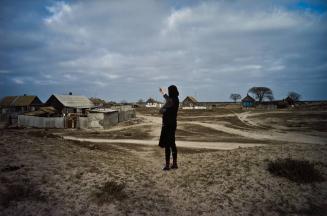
[65, 117, 77, 128]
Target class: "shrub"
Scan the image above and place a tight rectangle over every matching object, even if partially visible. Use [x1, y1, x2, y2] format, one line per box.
[1, 165, 23, 173]
[0, 182, 46, 208]
[92, 181, 127, 204]
[267, 158, 325, 183]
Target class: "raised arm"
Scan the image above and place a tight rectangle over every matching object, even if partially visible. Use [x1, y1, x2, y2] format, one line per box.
[160, 94, 174, 114]
[159, 87, 174, 114]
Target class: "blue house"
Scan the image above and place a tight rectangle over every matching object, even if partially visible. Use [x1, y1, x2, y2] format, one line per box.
[241, 94, 255, 108]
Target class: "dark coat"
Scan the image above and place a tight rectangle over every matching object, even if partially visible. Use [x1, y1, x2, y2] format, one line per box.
[159, 94, 179, 148]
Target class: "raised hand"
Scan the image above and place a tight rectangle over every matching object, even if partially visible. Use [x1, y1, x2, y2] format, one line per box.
[159, 87, 165, 95]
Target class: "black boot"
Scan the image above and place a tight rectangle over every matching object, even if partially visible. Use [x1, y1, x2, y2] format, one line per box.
[162, 160, 170, 171]
[163, 151, 170, 171]
[171, 152, 178, 169]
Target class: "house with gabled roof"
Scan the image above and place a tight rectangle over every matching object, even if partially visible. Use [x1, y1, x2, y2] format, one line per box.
[241, 94, 255, 108]
[46, 94, 94, 115]
[145, 97, 163, 108]
[0, 95, 43, 115]
[182, 96, 198, 107]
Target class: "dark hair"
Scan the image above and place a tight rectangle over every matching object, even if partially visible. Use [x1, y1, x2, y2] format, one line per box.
[168, 85, 179, 98]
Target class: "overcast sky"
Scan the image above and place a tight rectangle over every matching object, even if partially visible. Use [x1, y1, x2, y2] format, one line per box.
[0, 0, 326, 102]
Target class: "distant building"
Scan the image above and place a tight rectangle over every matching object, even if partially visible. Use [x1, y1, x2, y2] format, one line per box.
[0, 95, 43, 115]
[145, 98, 163, 108]
[182, 96, 198, 107]
[198, 101, 240, 109]
[241, 95, 255, 108]
[46, 94, 94, 115]
[256, 101, 277, 110]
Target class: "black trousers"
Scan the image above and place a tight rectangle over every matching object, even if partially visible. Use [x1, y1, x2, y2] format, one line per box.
[159, 125, 177, 163]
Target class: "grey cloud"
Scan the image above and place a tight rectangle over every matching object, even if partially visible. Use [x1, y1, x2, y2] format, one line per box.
[1, 0, 326, 101]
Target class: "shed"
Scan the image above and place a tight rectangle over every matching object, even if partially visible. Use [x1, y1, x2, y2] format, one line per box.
[78, 108, 119, 129]
[241, 95, 255, 108]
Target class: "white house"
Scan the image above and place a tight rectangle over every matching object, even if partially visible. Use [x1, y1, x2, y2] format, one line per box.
[145, 98, 163, 108]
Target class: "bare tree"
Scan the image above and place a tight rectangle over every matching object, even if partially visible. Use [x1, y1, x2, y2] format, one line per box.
[89, 97, 106, 106]
[248, 87, 273, 103]
[230, 93, 241, 103]
[288, 91, 301, 102]
[137, 98, 144, 104]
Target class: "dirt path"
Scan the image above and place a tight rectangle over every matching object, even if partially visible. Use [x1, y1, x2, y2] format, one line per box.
[189, 121, 326, 144]
[63, 136, 265, 150]
[179, 113, 236, 119]
[236, 110, 327, 129]
[139, 113, 326, 145]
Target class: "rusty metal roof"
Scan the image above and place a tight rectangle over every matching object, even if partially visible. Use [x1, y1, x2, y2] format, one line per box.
[0, 95, 42, 107]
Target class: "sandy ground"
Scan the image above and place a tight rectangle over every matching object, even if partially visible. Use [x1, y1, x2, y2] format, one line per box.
[1, 109, 327, 215]
[61, 112, 327, 146]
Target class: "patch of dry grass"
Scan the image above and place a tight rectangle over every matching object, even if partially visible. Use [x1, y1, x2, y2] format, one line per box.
[66, 125, 152, 140]
[253, 112, 327, 132]
[0, 178, 46, 208]
[1, 125, 327, 215]
[176, 123, 270, 143]
[91, 181, 127, 204]
[267, 158, 325, 183]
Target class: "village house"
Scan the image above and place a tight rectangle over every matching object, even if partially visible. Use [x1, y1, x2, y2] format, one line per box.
[198, 101, 240, 109]
[241, 94, 255, 108]
[145, 98, 163, 108]
[0, 95, 43, 115]
[181, 96, 208, 109]
[182, 96, 198, 107]
[46, 94, 94, 115]
[14, 94, 136, 129]
[256, 101, 278, 110]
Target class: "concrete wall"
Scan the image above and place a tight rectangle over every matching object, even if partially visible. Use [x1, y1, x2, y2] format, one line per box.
[77, 112, 121, 129]
[17, 109, 135, 129]
[18, 115, 64, 128]
[103, 112, 119, 129]
[87, 113, 104, 129]
[77, 117, 88, 129]
[118, 110, 136, 122]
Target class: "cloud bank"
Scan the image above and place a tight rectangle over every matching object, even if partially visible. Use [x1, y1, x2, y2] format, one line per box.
[0, 0, 326, 101]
